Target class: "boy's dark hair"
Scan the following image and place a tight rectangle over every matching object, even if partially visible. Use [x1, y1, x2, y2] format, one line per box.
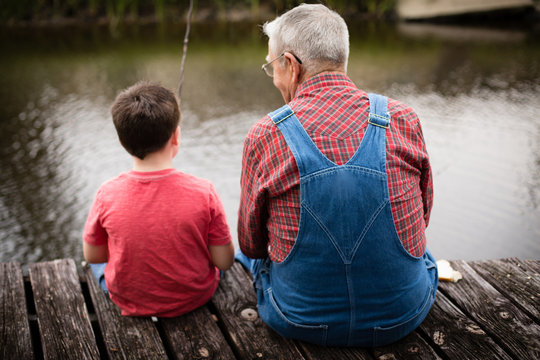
[111, 82, 180, 159]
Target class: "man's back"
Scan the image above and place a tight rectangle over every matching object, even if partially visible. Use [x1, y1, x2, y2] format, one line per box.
[239, 73, 433, 262]
[237, 3, 437, 347]
[237, 92, 438, 346]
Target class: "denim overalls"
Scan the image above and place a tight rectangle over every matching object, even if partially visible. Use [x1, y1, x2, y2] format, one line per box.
[236, 93, 438, 347]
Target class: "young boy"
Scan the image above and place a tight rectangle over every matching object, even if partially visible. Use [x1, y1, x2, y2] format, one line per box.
[83, 81, 234, 317]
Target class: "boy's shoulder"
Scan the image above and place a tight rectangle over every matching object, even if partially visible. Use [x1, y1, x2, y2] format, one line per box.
[97, 170, 216, 195]
[97, 171, 131, 191]
[172, 171, 219, 199]
[171, 170, 214, 189]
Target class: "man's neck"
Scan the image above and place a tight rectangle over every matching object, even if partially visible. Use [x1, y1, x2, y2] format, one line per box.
[302, 69, 346, 82]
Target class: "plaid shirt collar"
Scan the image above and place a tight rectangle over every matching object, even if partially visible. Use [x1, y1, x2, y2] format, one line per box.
[294, 72, 357, 100]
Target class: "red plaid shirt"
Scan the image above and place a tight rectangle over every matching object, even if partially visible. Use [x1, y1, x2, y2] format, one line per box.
[238, 73, 433, 262]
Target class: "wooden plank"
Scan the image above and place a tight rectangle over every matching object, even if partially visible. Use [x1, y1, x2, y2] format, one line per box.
[502, 258, 540, 277]
[29, 259, 100, 359]
[419, 291, 512, 359]
[300, 319, 439, 359]
[297, 342, 373, 360]
[439, 260, 540, 359]
[523, 259, 540, 273]
[0, 262, 34, 360]
[469, 258, 540, 322]
[82, 264, 167, 359]
[373, 331, 442, 360]
[211, 262, 305, 359]
[300, 332, 444, 360]
[159, 305, 236, 360]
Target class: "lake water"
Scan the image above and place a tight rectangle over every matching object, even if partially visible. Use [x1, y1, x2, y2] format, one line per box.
[0, 20, 539, 265]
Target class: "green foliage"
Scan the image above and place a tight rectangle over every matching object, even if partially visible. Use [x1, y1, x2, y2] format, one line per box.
[0, 0, 396, 23]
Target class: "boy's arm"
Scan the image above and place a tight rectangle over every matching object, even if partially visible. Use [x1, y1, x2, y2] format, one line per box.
[209, 242, 235, 270]
[207, 183, 234, 270]
[83, 242, 108, 263]
[83, 189, 108, 263]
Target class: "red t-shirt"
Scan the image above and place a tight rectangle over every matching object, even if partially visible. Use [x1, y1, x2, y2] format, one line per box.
[83, 169, 232, 317]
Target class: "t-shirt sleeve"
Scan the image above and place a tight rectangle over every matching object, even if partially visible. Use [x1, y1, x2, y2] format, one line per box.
[207, 184, 233, 246]
[83, 190, 108, 246]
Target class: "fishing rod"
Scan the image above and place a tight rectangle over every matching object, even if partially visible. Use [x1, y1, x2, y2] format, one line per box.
[177, 0, 194, 103]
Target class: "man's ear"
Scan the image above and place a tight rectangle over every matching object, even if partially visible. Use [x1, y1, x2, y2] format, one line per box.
[284, 52, 302, 84]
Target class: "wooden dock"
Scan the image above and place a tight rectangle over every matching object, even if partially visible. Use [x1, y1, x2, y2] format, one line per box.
[1, 258, 539, 359]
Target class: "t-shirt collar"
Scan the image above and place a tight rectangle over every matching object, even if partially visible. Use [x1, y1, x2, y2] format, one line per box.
[128, 168, 177, 179]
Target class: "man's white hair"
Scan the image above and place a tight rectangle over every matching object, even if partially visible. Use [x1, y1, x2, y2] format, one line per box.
[263, 3, 349, 75]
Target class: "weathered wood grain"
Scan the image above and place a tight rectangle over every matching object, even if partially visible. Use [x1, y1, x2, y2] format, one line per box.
[29, 259, 100, 359]
[0, 262, 34, 360]
[439, 260, 540, 359]
[159, 305, 236, 360]
[469, 258, 540, 322]
[297, 342, 373, 360]
[373, 331, 442, 360]
[211, 262, 305, 359]
[524, 259, 540, 274]
[4, 259, 540, 359]
[419, 291, 512, 359]
[83, 264, 167, 359]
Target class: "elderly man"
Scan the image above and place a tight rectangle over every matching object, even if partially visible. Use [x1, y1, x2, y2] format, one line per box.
[236, 4, 438, 347]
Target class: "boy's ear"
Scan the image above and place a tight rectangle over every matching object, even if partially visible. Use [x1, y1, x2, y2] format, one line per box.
[171, 126, 180, 146]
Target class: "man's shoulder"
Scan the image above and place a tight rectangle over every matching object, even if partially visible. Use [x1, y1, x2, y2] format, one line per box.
[245, 112, 281, 148]
[386, 97, 420, 126]
[387, 96, 412, 112]
[249, 113, 276, 134]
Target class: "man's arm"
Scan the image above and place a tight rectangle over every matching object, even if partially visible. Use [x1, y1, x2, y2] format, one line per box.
[237, 134, 269, 258]
[416, 119, 433, 226]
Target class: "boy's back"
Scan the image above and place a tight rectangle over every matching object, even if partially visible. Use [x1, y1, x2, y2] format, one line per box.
[84, 168, 231, 317]
[83, 82, 234, 317]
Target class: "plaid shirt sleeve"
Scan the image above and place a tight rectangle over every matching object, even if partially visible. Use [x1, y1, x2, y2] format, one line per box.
[417, 120, 433, 227]
[394, 99, 434, 226]
[237, 121, 270, 258]
[387, 99, 433, 256]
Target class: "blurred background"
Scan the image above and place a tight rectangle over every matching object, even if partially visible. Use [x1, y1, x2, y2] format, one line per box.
[1, 0, 539, 265]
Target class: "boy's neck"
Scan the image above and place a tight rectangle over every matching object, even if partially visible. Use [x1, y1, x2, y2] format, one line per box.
[132, 152, 174, 172]
[132, 127, 180, 172]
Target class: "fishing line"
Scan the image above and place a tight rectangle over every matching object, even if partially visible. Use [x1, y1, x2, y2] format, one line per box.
[177, 0, 194, 103]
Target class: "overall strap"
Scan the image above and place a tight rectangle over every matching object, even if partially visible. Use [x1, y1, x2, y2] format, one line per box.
[269, 105, 335, 177]
[345, 93, 390, 171]
[367, 93, 390, 128]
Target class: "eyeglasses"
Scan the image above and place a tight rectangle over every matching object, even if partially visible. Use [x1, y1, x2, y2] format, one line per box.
[261, 52, 302, 77]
